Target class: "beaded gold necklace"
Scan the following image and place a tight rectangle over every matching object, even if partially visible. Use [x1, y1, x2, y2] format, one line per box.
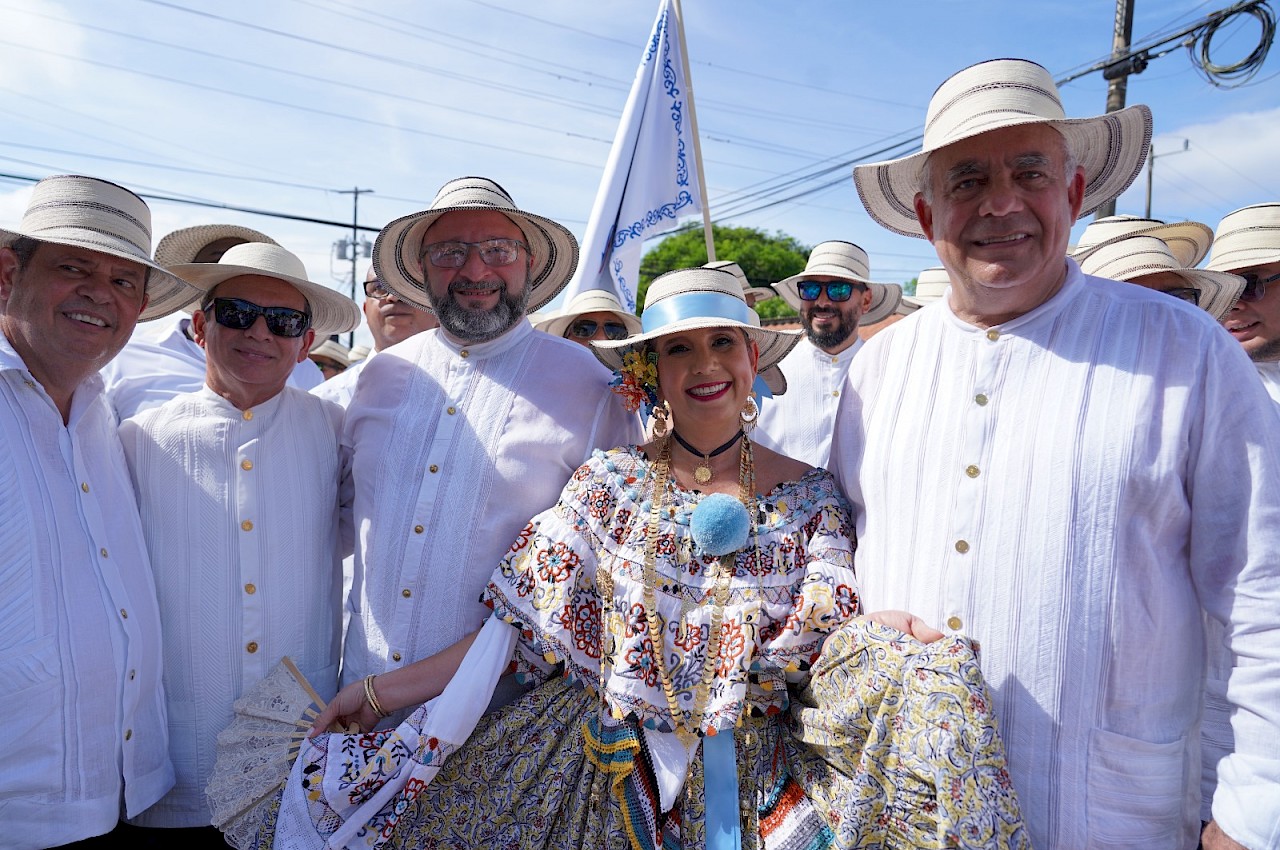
[641, 434, 755, 744]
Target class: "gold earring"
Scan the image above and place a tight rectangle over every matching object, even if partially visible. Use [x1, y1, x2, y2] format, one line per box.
[740, 396, 759, 433]
[651, 400, 671, 438]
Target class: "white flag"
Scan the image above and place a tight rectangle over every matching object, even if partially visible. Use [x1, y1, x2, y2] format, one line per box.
[562, 0, 704, 312]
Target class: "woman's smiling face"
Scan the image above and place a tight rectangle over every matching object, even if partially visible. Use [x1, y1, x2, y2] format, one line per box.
[656, 326, 759, 429]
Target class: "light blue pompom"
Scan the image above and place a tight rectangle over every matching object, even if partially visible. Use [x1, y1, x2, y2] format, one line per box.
[690, 493, 751, 556]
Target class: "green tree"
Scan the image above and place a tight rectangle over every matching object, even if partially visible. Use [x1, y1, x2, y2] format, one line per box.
[636, 224, 809, 318]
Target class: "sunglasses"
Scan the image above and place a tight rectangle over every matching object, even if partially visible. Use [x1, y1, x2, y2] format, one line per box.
[796, 281, 866, 302]
[209, 297, 311, 338]
[364, 277, 396, 300]
[568, 319, 630, 341]
[421, 238, 528, 269]
[1161, 287, 1200, 306]
[1238, 270, 1280, 303]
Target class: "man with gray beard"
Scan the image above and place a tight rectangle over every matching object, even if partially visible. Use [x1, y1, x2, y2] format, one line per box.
[336, 177, 641, 706]
[752, 241, 901, 467]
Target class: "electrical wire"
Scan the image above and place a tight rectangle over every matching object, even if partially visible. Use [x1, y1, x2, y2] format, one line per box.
[1191, 0, 1276, 85]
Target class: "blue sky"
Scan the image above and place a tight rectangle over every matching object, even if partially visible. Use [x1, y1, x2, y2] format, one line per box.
[2, 0, 1277, 347]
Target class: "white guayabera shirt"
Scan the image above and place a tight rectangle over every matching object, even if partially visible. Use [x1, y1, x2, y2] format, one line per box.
[339, 320, 642, 695]
[0, 333, 173, 850]
[833, 261, 1280, 850]
[1253, 359, 1280, 405]
[120, 385, 345, 827]
[754, 335, 864, 468]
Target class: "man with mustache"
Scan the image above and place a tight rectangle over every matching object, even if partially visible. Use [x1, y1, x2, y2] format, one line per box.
[337, 177, 640, 705]
[752, 241, 900, 467]
[833, 59, 1280, 849]
[312, 263, 439, 408]
[0, 175, 197, 848]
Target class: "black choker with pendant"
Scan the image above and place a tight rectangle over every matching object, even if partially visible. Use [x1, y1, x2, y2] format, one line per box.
[671, 429, 744, 484]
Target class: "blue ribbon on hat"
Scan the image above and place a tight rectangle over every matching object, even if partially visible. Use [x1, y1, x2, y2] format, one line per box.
[640, 291, 773, 401]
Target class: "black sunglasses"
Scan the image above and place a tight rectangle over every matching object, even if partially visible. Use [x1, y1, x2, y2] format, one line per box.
[568, 319, 630, 341]
[1239, 270, 1280, 303]
[1161, 287, 1201, 306]
[210, 297, 311, 338]
[796, 281, 866, 302]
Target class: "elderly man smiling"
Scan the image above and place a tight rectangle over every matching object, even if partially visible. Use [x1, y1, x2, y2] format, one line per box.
[832, 59, 1280, 849]
[338, 177, 640, 708]
[118, 243, 359, 844]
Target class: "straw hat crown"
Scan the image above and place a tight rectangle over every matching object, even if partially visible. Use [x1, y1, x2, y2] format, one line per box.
[853, 59, 1152, 238]
[773, 241, 903, 325]
[704, 259, 775, 306]
[170, 242, 360, 336]
[1079, 234, 1243, 320]
[902, 266, 950, 308]
[373, 176, 578, 314]
[1070, 215, 1212, 269]
[0, 174, 197, 321]
[1206, 203, 1280, 273]
[535, 288, 642, 338]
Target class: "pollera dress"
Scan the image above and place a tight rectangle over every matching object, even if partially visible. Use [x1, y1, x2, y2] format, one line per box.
[260, 447, 1028, 850]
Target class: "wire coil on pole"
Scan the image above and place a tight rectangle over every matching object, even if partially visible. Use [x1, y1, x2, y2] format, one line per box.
[1191, 0, 1276, 87]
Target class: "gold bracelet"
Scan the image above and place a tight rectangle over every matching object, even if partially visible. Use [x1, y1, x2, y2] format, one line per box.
[363, 674, 389, 718]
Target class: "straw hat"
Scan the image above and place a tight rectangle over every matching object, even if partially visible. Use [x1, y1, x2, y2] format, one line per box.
[155, 224, 278, 268]
[170, 242, 361, 336]
[309, 339, 351, 368]
[593, 267, 801, 385]
[1205, 203, 1280, 273]
[534, 289, 642, 338]
[373, 176, 578, 314]
[772, 241, 903, 325]
[703, 260, 776, 306]
[902, 266, 950, 309]
[1069, 215, 1212, 269]
[348, 344, 371, 362]
[1079, 235, 1243, 320]
[0, 174, 196, 321]
[854, 59, 1152, 238]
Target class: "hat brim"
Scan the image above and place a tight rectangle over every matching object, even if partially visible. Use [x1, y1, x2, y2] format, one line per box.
[1206, 244, 1280, 274]
[536, 308, 643, 339]
[167, 262, 361, 337]
[591, 317, 801, 379]
[1070, 220, 1213, 269]
[772, 274, 903, 325]
[372, 206, 578, 315]
[1098, 266, 1244, 321]
[0, 227, 197, 322]
[853, 105, 1153, 238]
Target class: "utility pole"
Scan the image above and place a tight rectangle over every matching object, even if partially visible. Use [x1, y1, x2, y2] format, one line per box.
[1145, 139, 1189, 218]
[336, 187, 373, 348]
[1097, 0, 1138, 219]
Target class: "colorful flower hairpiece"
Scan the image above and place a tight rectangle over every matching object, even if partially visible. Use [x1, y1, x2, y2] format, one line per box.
[609, 348, 659, 416]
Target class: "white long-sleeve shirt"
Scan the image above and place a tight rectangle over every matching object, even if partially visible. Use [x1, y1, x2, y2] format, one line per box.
[0, 334, 173, 849]
[102, 315, 323, 421]
[832, 261, 1280, 850]
[311, 353, 369, 408]
[339, 320, 642, 690]
[120, 386, 344, 827]
[1254, 360, 1280, 405]
[753, 336, 863, 468]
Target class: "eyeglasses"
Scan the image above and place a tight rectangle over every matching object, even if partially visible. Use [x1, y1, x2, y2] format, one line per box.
[568, 319, 630, 341]
[796, 281, 866, 302]
[364, 277, 396, 300]
[1238, 270, 1280, 303]
[209, 297, 311, 338]
[421, 238, 528, 269]
[1161, 287, 1200, 306]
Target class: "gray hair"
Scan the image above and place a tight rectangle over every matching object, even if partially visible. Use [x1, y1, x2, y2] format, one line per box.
[918, 126, 1079, 203]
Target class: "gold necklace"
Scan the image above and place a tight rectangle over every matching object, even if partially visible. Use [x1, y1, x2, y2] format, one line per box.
[671, 428, 743, 485]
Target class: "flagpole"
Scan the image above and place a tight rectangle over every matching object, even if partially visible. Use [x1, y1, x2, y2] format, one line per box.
[669, 0, 715, 263]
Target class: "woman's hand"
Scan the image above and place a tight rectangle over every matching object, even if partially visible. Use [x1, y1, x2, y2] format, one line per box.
[863, 609, 945, 643]
[310, 679, 380, 736]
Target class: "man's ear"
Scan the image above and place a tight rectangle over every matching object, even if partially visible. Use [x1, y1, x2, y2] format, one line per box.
[914, 193, 935, 242]
[0, 247, 20, 307]
[296, 329, 317, 363]
[191, 307, 208, 348]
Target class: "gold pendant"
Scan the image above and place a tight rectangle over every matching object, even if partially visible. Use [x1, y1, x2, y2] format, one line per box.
[694, 462, 712, 484]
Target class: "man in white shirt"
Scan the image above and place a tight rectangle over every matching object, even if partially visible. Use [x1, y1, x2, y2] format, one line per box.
[1209, 203, 1280, 404]
[312, 263, 439, 408]
[753, 241, 900, 467]
[836, 59, 1280, 849]
[102, 224, 322, 421]
[0, 175, 195, 849]
[339, 177, 641, 705]
[119, 242, 360, 841]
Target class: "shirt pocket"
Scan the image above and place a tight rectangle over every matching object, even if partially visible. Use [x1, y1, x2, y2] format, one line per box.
[1086, 726, 1190, 846]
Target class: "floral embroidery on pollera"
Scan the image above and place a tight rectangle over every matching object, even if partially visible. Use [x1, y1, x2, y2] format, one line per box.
[609, 349, 659, 415]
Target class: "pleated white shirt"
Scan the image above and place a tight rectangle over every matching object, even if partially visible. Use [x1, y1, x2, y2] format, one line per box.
[311, 353, 369, 409]
[754, 336, 863, 467]
[120, 386, 344, 827]
[0, 334, 173, 849]
[832, 261, 1280, 850]
[339, 320, 642, 690]
[102, 315, 323, 421]
[1254, 360, 1280, 405]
